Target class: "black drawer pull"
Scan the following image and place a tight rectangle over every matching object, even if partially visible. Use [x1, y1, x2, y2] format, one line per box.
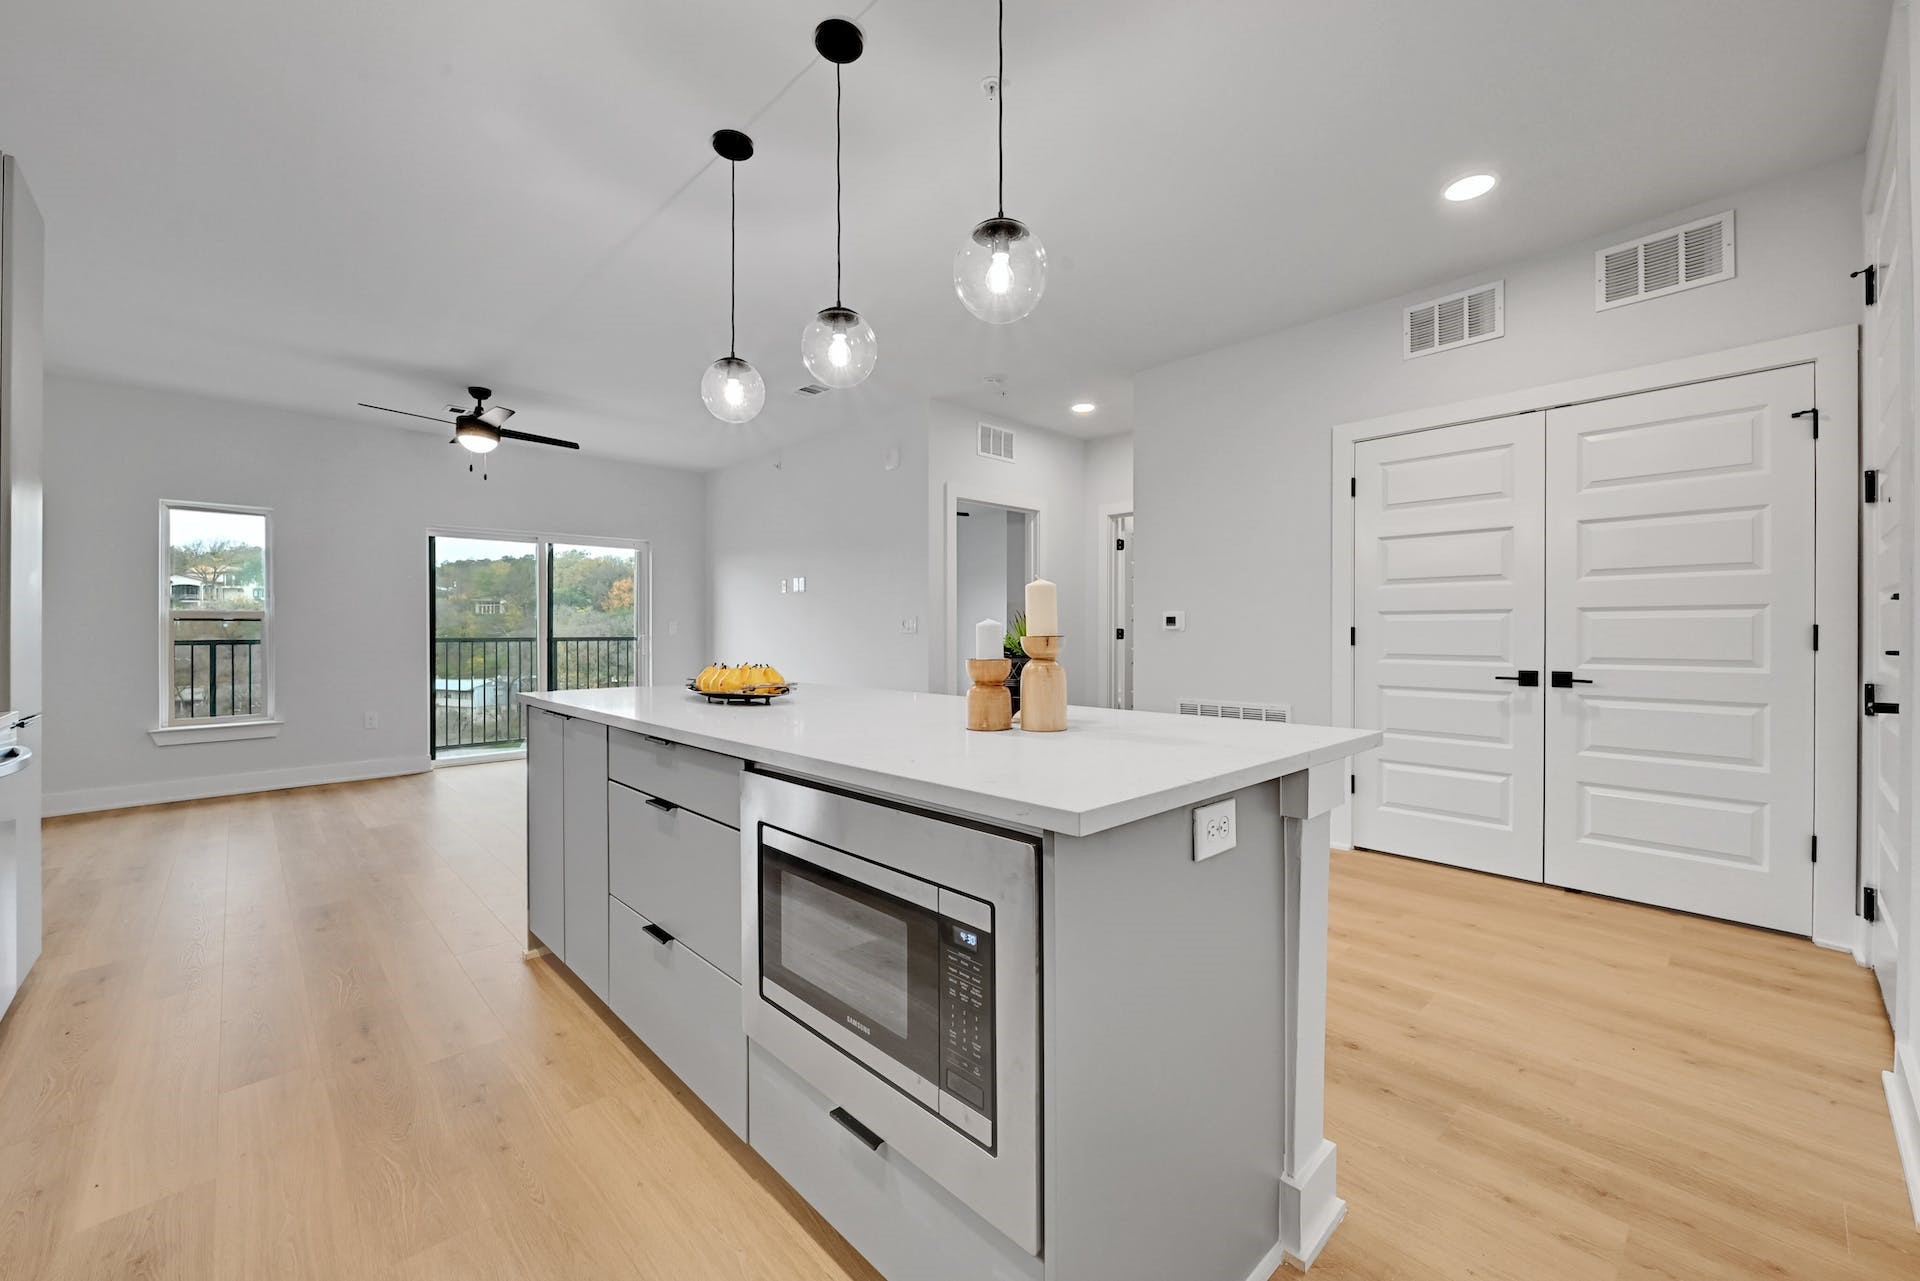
[643, 796, 680, 814]
[829, 1107, 884, 1151]
[641, 922, 675, 946]
[641, 734, 674, 748]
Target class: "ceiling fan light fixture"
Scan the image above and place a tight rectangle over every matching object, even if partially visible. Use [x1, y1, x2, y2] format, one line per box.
[454, 417, 501, 453]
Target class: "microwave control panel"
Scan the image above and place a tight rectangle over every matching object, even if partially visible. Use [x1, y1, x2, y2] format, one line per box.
[938, 919, 995, 1124]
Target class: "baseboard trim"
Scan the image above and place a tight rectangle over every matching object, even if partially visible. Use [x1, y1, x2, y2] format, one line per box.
[1887, 1041, 1920, 1224]
[45, 755, 429, 816]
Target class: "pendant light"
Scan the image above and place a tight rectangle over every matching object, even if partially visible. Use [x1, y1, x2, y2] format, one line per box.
[800, 19, 877, 389]
[954, 0, 1046, 324]
[701, 129, 766, 423]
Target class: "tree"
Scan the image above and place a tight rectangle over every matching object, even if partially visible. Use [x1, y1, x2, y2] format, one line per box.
[603, 576, 634, 613]
[171, 539, 263, 597]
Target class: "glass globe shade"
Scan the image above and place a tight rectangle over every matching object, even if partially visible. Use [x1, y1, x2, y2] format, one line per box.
[954, 217, 1046, 324]
[700, 356, 766, 424]
[454, 420, 500, 453]
[800, 307, 877, 389]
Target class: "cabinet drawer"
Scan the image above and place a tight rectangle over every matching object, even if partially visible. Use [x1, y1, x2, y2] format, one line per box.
[609, 781, 743, 980]
[608, 897, 746, 1137]
[747, 1043, 1043, 1281]
[609, 729, 743, 829]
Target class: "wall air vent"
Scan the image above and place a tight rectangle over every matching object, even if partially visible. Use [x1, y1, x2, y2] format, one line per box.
[977, 422, 1016, 462]
[795, 383, 830, 396]
[1595, 210, 1735, 310]
[1177, 698, 1292, 724]
[1404, 281, 1503, 359]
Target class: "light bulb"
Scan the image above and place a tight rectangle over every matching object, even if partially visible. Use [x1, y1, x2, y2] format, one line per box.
[986, 251, 1013, 295]
[800, 307, 877, 388]
[701, 355, 765, 423]
[954, 217, 1045, 324]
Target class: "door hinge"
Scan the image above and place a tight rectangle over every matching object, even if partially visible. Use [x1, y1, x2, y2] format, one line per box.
[1864, 886, 1879, 923]
[1812, 623, 1820, 651]
[1791, 407, 1819, 439]
[1810, 834, 1817, 864]
[1864, 469, 1880, 503]
[1350, 773, 1356, 794]
[1349, 626, 1356, 646]
[1115, 537, 1125, 551]
[1115, 627, 1125, 640]
[1349, 477, 1357, 497]
[1853, 264, 1879, 306]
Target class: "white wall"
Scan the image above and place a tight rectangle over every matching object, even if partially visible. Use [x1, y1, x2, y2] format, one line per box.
[43, 375, 709, 813]
[706, 413, 930, 691]
[1132, 154, 1865, 719]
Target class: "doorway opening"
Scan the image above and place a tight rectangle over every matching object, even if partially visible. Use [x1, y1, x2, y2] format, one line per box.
[952, 499, 1036, 694]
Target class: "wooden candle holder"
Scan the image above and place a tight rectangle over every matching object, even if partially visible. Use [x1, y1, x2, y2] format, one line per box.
[966, 658, 1014, 732]
[1019, 635, 1066, 732]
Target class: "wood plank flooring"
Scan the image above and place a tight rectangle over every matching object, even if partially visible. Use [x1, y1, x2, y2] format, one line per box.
[1, 764, 1912, 1279]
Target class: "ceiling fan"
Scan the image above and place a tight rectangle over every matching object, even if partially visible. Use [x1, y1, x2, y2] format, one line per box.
[357, 386, 580, 475]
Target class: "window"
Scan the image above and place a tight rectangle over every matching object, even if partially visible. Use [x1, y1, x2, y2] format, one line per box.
[161, 503, 271, 730]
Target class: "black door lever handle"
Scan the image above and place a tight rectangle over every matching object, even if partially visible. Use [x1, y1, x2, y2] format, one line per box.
[1550, 671, 1593, 688]
[1493, 670, 1539, 687]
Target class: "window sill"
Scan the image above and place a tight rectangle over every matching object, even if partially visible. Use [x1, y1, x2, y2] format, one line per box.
[149, 719, 284, 747]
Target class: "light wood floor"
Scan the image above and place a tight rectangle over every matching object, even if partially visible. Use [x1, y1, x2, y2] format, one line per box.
[0, 765, 1912, 1279]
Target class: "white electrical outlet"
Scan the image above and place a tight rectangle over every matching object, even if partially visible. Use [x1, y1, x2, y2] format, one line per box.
[364, 711, 379, 730]
[1193, 798, 1236, 861]
[901, 616, 919, 634]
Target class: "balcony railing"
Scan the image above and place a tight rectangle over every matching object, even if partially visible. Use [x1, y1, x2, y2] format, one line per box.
[433, 635, 638, 754]
[172, 638, 263, 720]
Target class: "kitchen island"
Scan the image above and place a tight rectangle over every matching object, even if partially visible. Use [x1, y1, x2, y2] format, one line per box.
[519, 684, 1378, 1281]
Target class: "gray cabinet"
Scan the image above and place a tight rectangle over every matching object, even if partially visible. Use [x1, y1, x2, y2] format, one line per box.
[609, 728, 744, 828]
[526, 707, 566, 957]
[608, 781, 742, 980]
[562, 716, 610, 999]
[609, 896, 746, 1136]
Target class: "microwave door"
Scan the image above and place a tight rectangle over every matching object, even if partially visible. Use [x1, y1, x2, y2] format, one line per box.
[759, 832, 943, 1093]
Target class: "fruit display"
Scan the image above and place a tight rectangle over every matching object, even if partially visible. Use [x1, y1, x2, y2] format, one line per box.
[692, 662, 789, 696]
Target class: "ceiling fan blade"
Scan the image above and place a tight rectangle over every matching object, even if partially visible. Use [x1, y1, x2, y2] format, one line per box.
[359, 402, 455, 425]
[498, 427, 580, 450]
[478, 405, 515, 427]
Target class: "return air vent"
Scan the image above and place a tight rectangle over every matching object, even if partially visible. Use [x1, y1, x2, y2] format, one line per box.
[1595, 211, 1735, 310]
[1404, 281, 1503, 359]
[795, 383, 830, 396]
[977, 422, 1016, 462]
[1177, 698, 1292, 724]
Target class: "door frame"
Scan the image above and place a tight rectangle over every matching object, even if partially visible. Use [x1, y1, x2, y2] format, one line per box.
[426, 524, 653, 764]
[940, 485, 1042, 696]
[1328, 325, 1861, 952]
[1096, 504, 1133, 709]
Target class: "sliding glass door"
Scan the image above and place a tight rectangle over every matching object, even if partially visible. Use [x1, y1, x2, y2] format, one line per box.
[548, 542, 641, 691]
[429, 531, 649, 760]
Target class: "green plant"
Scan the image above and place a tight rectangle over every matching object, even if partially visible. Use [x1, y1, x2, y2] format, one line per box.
[1003, 612, 1028, 658]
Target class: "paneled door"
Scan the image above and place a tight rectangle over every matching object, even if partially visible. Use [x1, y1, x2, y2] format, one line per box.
[1542, 368, 1817, 933]
[1863, 119, 1910, 1025]
[1352, 412, 1546, 880]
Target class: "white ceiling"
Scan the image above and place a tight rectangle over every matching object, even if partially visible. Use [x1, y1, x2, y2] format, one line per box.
[0, 0, 1890, 469]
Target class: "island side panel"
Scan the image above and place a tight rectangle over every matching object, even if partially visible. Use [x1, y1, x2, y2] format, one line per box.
[1040, 778, 1290, 1281]
[1277, 763, 1344, 1267]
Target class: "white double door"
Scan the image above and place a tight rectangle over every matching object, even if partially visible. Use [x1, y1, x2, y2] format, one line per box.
[1352, 366, 1818, 934]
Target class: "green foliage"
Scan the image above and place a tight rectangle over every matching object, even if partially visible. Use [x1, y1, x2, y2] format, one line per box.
[1003, 612, 1028, 658]
[170, 539, 264, 596]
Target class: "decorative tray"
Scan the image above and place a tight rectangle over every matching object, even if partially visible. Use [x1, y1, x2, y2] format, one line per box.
[686, 679, 793, 706]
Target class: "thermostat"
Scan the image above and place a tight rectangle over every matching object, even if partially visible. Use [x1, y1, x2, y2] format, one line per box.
[1163, 610, 1186, 631]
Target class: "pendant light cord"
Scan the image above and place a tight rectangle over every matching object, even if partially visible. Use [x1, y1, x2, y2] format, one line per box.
[728, 159, 737, 358]
[835, 63, 844, 308]
[997, 0, 1005, 218]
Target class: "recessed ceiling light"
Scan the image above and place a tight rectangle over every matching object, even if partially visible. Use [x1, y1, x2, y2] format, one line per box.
[1070, 402, 1096, 414]
[1443, 173, 1498, 202]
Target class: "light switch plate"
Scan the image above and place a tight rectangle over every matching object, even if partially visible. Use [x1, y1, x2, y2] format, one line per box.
[1193, 798, 1236, 861]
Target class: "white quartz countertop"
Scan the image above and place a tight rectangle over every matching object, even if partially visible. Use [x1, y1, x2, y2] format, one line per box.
[519, 685, 1379, 837]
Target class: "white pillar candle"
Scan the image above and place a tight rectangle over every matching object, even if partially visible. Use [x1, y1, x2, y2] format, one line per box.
[1025, 578, 1059, 636]
[975, 618, 1003, 660]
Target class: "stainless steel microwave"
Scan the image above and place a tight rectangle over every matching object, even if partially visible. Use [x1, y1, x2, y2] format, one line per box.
[742, 771, 1043, 1256]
